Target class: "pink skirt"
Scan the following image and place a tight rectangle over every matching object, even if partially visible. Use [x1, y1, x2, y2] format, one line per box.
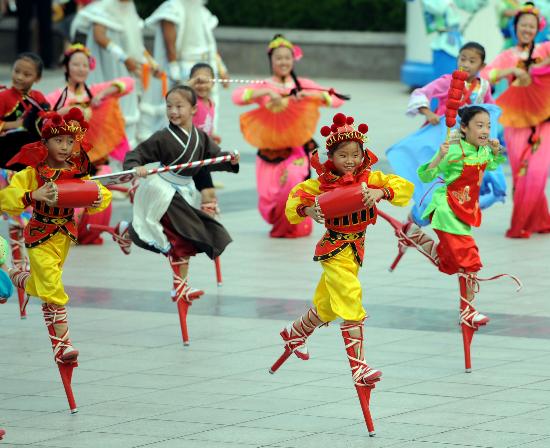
[504, 122, 550, 238]
[256, 146, 313, 238]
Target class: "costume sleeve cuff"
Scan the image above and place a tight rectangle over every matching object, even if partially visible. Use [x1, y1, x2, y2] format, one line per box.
[23, 191, 33, 207]
[0, 121, 5, 133]
[242, 89, 254, 103]
[111, 80, 126, 93]
[322, 91, 332, 106]
[489, 69, 499, 85]
[382, 187, 394, 201]
[296, 204, 308, 217]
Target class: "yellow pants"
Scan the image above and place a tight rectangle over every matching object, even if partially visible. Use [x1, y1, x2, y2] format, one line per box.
[26, 232, 71, 306]
[313, 245, 366, 322]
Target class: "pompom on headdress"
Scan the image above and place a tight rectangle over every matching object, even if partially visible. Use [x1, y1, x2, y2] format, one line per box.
[63, 43, 96, 70]
[312, 113, 378, 178]
[320, 113, 369, 151]
[7, 108, 90, 168]
[267, 35, 303, 61]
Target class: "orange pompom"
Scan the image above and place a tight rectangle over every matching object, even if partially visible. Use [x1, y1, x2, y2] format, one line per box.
[320, 125, 331, 137]
[358, 123, 368, 134]
[333, 113, 346, 126]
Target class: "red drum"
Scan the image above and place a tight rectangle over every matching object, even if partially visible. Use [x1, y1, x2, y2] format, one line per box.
[316, 182, 366, 219]
[53, 179, 100, 208]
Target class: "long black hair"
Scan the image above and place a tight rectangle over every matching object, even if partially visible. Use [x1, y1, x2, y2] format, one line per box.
[53, 49, 94, 111]
[514, 2, 540, 68]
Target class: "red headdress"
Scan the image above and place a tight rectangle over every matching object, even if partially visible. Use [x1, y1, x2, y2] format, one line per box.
[311, 113, 379, 182]
[7, 107, 90, 168]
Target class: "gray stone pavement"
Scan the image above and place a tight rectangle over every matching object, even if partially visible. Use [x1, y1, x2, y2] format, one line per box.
[1, 67, 550, 447]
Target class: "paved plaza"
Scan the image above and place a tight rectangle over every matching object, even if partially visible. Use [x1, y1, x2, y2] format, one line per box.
[1, 67, 550, 447]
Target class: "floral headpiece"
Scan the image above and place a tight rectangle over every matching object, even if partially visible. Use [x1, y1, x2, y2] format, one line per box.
[64, 43, 96, 70]
[267, 36, 303, 61]
[516, 3, 547, 31]
[320, 113, 369, 151]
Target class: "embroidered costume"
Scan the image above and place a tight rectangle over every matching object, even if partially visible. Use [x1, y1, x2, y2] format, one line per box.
[270, 113, 413, 436]
[232, 36, 345, 238]
[386, 74, 506, 226]
[0, 108, 112, 413]
[482, 38, 550, 237]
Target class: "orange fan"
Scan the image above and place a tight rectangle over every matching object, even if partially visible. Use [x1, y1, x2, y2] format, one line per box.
[240, 96, 322, 148]
[497, 67, 550, 128]
[85, 97, 126, 163]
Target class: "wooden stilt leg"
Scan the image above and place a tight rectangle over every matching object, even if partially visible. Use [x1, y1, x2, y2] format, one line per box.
[17, 288, 27, 319]
[214, 257, 222, 287]
[176, 300, 190, 346]
[355, 386, 375, 436]
[388, 245, 407, 272]
[43, 304, 79, 413]
[461, 324, 474, 373]
[58, 364, 78, 413]
[269, 348, 292, 374]
[8, 225, 28, 319]
[341, 322, 381, 436]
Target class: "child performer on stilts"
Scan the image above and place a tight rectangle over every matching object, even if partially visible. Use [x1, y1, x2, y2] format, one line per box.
[388, 105, 521, 372]
[270, 113, 413, 436]
[0, 108, 112, 412]
[93, 85, 239, 346]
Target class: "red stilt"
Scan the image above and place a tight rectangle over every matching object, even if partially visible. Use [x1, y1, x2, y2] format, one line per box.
[269, 348, 292, 374]
[169, 256, 204, 346]
[214, 257, 222, 286]
[355, 386, 375, 435]
[8, 225, 28, 319]
[377, 210, 439, 270]
[58, 364, 78, 413]
[87, 222, 132, 255]
[458, 274, 489, 373]
[176, 300, 190, 346]
[43, 303, 79, 413]
[461, 325, 474, 373]
[341, 322, 381, 437]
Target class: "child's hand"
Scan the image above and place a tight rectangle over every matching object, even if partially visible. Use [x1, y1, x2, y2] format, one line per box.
[134, 166, 148, 178]
[488, 138, 502, 154]
[305, 204, 325, 224]
[439, 141, 450, 158]
[32, 183, 57, 206]
[362, 185, 384, 207]
[230, 152, 240, 165]
[124, 57, 141, 76]
[425, 110, 441, 126]
[267, 91, 283, 106]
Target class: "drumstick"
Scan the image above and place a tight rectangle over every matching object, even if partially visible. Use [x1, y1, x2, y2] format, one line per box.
[91, 152, 239, 186]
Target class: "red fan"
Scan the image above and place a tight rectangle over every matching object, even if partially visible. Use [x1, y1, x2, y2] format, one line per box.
[85, 98, 126, 163]
[497, 66, 550, 128]
[240, 96, 322, 148]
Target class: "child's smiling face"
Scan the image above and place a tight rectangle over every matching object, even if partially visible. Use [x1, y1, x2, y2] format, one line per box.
[166, 90, 197, 128]
[461, 111, 490, 148]
[12, 58, 40, 93]
[329, 141, 363, 176]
